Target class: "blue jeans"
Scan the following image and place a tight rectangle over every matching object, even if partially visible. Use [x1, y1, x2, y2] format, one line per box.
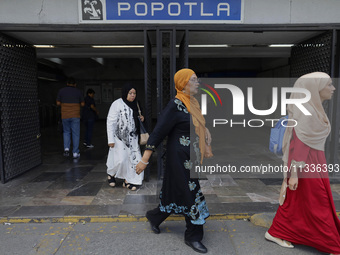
[62, 118, 80, 153]
[84, 119, 95, 145]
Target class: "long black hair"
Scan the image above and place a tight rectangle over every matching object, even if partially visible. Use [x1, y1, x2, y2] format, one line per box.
[122, 83, 140, 134]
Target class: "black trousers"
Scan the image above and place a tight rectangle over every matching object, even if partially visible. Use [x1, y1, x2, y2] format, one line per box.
[146, 207, 204, 242]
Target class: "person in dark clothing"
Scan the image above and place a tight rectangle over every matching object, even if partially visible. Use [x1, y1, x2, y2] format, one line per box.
[136, 68, 212, 254]
[56, 77, 84, 159]
[82, 88, 99, 148]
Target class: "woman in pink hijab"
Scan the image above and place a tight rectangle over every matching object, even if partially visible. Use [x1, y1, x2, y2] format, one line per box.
[265, 72, 340, 254]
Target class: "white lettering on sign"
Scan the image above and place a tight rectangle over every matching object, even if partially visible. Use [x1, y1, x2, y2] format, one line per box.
[117, 2, 232, 17]
[184, 2, 197, 16]
[135, 2, 147, 16]
[118, 3, 131, 16]
[151, 2, 164, 16]
[168, 3, 181, 16]
[200, 2, 213, 16]
[217, 3, 230, 16]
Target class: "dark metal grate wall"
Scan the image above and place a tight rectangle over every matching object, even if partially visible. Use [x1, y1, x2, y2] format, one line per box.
[144, 31, 153, 181]
[0, 33, 41, 183]
[290, 31, 332, 77]
[156, 30, 177, 179]
[144, 31, 152, 141]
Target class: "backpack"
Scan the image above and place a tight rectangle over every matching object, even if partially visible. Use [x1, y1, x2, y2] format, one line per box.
[269, 116, 288, 156]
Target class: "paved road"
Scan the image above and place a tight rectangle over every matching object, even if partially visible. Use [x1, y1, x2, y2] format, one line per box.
[0, 219, 325, 255]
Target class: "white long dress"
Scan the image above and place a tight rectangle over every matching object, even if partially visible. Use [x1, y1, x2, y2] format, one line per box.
[106, 98, 143, 185]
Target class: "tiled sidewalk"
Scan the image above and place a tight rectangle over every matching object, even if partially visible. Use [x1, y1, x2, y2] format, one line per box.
[1, 121, 340, 220]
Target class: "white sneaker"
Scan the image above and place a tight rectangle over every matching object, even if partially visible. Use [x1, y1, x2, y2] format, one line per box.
[73, 152, 80, 159]
[86, 144, 94, 148]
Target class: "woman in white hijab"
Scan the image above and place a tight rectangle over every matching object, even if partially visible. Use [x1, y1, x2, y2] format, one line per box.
[265, 72, 340, 254]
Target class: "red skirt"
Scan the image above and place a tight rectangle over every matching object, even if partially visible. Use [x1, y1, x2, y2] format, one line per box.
[269, 132, 340, 253]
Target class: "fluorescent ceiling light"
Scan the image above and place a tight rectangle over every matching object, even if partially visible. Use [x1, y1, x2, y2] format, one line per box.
[269, 44, 294, 47]
[188, 44, 229, 48]
[38, 76, 58, 81]
[34, 45, 55, 48]
[92, 45, 144, 48]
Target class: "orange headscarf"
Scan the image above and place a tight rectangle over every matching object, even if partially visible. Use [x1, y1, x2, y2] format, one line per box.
[174, 68, 206, 164]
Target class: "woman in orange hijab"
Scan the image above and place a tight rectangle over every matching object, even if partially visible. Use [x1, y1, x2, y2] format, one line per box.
[136, 68, 211, 253]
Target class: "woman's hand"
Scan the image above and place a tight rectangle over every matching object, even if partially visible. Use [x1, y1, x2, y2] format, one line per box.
[140, 115, 144, 122]
[108, 143, 115, 148]
[136, 161, 147, 175]
[205, 127, 212, 145]
[288, 177, 298, 190]
[136, 150, 152, 175]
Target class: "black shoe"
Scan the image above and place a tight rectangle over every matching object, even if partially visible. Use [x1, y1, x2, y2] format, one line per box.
[185, 240, 208, 253]
[145, 212, 160, 234]
[107, 175, 116, 187]
[63, 150, 69, 157]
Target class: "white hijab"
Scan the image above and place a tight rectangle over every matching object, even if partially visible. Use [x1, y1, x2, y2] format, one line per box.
[279, 72, 332, 205]
[282, 72, 332, 165]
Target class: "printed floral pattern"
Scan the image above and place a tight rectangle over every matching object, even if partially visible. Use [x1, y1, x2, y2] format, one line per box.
[145, 144, 156, 151]
[188, 181, 196, 191]
[174, 99, 189, 114]
[159, 188, 209, 225]
[180, 136, 190, 146]
[193, 137, 201, 165]
[184, 160, 193, 170]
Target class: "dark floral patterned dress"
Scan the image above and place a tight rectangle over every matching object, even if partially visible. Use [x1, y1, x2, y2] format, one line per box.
[146, 98, 209, 224]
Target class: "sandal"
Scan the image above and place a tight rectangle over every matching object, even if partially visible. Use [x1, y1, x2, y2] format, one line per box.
[107, 175, 116, 187]
[265, 231, 294, 248]
[123, 181, 137, 191]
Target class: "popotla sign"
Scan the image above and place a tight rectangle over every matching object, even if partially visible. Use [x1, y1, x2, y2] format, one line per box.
[79, 0, 243, 23]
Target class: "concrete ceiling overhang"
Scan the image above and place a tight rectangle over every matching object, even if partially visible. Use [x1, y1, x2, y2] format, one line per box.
[3, 30, 324, 58]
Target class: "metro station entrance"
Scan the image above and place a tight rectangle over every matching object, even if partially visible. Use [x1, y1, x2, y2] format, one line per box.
[1, 27, 340, 182]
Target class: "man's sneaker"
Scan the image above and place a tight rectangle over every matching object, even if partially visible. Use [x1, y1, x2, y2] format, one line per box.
[83, 142, 87, 146]
[63, 150, 69, 157]
[86, 144, 94, 148]
[73, 152, 80, 159]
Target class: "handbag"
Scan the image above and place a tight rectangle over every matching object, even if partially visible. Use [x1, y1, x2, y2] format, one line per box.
[137, 103, 149, 145]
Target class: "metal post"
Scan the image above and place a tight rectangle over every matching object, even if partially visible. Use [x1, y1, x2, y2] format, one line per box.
[329, 29, 340, 168]
[156, 29, 164, 180]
